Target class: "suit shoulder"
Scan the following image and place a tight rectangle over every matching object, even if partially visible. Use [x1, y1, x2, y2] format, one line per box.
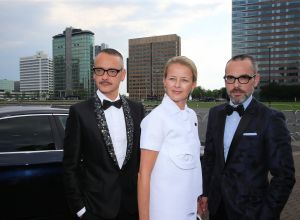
[252, 99, 285, 121]
[69, 98, 93, 111]
[255, 100, 282, 114]
[209, 103, 226, 113]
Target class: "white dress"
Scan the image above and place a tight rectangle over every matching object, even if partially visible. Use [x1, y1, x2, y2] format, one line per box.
[140, 94, 202, 220]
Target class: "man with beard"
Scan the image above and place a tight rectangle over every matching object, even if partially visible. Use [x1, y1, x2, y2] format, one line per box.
[199, 54, 295, 220]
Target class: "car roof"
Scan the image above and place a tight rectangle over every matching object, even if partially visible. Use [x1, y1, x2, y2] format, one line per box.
[0, 105, 69, 118]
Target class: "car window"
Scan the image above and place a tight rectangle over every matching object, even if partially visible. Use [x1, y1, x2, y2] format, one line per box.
[57, 115, 68, 130]
[0, 115, 55, 152]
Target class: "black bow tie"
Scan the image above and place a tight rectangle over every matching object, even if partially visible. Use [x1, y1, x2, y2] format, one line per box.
[102, 99, 122, 110]
[225, 104, 245, 117]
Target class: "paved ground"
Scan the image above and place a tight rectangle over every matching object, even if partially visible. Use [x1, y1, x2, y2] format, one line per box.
[280, 148, 300, 220]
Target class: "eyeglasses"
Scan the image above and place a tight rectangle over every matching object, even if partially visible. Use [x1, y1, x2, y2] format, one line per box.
[93, 67, 122, 77]
[223, 74, 256, 84]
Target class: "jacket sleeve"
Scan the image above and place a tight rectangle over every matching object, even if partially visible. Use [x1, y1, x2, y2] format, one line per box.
[201, 108, 216, 197]
[257, 110, 295, 220]
[63, 105, 85, 214]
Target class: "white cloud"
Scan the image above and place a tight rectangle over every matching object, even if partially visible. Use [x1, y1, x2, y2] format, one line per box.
[0, 0, 232, 89]
[45, 2, 139, 29]
[182, 34, 231, 90]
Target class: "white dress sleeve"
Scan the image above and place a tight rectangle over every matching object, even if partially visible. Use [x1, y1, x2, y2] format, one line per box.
[140, 110, 164, 152]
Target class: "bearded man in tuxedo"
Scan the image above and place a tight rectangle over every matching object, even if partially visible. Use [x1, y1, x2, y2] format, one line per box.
[199, 54, 295, 220]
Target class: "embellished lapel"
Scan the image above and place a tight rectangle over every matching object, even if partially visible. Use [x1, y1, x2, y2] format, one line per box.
[120, 96, 134, 168]
[225, 99, 257, 166]
[93, 94, 134, 169]
[217, 105, 227, 168]
[94, 94, 119, 168]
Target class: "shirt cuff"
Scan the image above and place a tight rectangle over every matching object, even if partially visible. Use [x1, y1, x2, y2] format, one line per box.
[77, 207, 86, 218]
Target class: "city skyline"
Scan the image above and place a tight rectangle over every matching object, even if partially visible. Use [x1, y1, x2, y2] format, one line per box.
[0, 0, 231, 92]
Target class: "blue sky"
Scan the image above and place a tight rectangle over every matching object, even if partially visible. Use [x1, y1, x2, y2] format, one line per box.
[0, 0, 231, 91]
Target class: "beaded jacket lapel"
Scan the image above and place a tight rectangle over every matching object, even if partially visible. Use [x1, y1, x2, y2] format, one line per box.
[94, 94, 134, 169]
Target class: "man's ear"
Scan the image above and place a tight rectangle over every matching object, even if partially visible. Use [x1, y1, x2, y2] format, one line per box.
[121, 69, 126, 81]
[254, 73, 260, 87]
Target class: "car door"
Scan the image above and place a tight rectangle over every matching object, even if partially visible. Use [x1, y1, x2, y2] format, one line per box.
[0, 113, 73, 220]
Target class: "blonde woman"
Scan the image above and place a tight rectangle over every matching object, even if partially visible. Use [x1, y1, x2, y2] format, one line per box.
[138, 56, 202, 220]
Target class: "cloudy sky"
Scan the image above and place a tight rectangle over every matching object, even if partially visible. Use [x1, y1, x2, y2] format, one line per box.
[0, 0, 232, 91]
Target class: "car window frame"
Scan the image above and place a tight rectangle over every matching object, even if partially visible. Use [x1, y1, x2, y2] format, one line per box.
[0, 113, 66, 153]
[0, 113, 68, 166]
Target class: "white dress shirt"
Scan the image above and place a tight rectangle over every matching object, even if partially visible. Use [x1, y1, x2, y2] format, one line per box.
[97, 90, 127, 168]
[223, 95, 253, 160]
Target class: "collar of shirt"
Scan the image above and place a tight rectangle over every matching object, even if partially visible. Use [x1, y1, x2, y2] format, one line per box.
[96, 90, 120, 104]
[229, 95, 252, 110]
[161, 94, 191, 120]
[161, 94, 191, 113]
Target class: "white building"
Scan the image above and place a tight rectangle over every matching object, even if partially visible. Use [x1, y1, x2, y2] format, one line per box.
[20, 51, 53, 98]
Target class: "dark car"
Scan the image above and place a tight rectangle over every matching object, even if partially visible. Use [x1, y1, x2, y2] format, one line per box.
[0, 106, 75, 220]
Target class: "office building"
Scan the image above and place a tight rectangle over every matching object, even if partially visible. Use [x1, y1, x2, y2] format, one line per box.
[128, 34, 181, 100]
[53, 27, 94, 98]
[232, 0, 300, 86]
[95, 43, 109, 56]
[14, 81, 20, 92]
[0, 79, 14, 92]
[19, 51, 53, 98]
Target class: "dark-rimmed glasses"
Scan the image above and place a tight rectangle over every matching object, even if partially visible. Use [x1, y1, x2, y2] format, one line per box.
[223, 74, 256, 84]
[93, 67, 122, 77]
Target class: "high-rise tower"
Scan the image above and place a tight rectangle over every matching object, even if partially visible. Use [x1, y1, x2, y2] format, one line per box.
[128, 34, 181, 100]
[232, 0, 300, 86]
[20, 51, 53, 98]
[53, 27, 94, 99]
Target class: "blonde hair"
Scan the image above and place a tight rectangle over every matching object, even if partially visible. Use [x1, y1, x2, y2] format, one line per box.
[164, 56, 197, 82]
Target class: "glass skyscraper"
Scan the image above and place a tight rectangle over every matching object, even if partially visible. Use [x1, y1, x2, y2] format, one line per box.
[232, 0, 300, 86]
[0, 79, 14, 92]
[53, 27, 94, 99]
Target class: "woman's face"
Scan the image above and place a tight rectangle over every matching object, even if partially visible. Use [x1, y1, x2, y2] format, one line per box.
[163, 63, 196, 109]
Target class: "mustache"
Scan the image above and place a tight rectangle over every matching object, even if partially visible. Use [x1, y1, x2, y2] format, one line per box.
[99, 80, 112, 85]
[230, 88, 245, 93]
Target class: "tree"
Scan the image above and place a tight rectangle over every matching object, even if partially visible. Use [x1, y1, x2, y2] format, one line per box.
[220, 87, 228, 99]
[4, 91, 11, 99]
[15, 93, 20, 100]
[260, 83, 300, 101]
[191, 86, 205, 100]
[191, 86, 227, 100]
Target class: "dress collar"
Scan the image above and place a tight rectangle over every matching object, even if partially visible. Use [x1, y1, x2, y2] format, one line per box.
[161, 94, 190, 115]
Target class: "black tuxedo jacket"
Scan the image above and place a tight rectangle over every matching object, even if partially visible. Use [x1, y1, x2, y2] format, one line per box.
[63, 95, 144, 219]
[202, 98, 295, 220]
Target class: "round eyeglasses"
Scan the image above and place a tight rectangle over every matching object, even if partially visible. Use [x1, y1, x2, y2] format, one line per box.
[223, 74, 256, 84]
[93, 67, 122, 77]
